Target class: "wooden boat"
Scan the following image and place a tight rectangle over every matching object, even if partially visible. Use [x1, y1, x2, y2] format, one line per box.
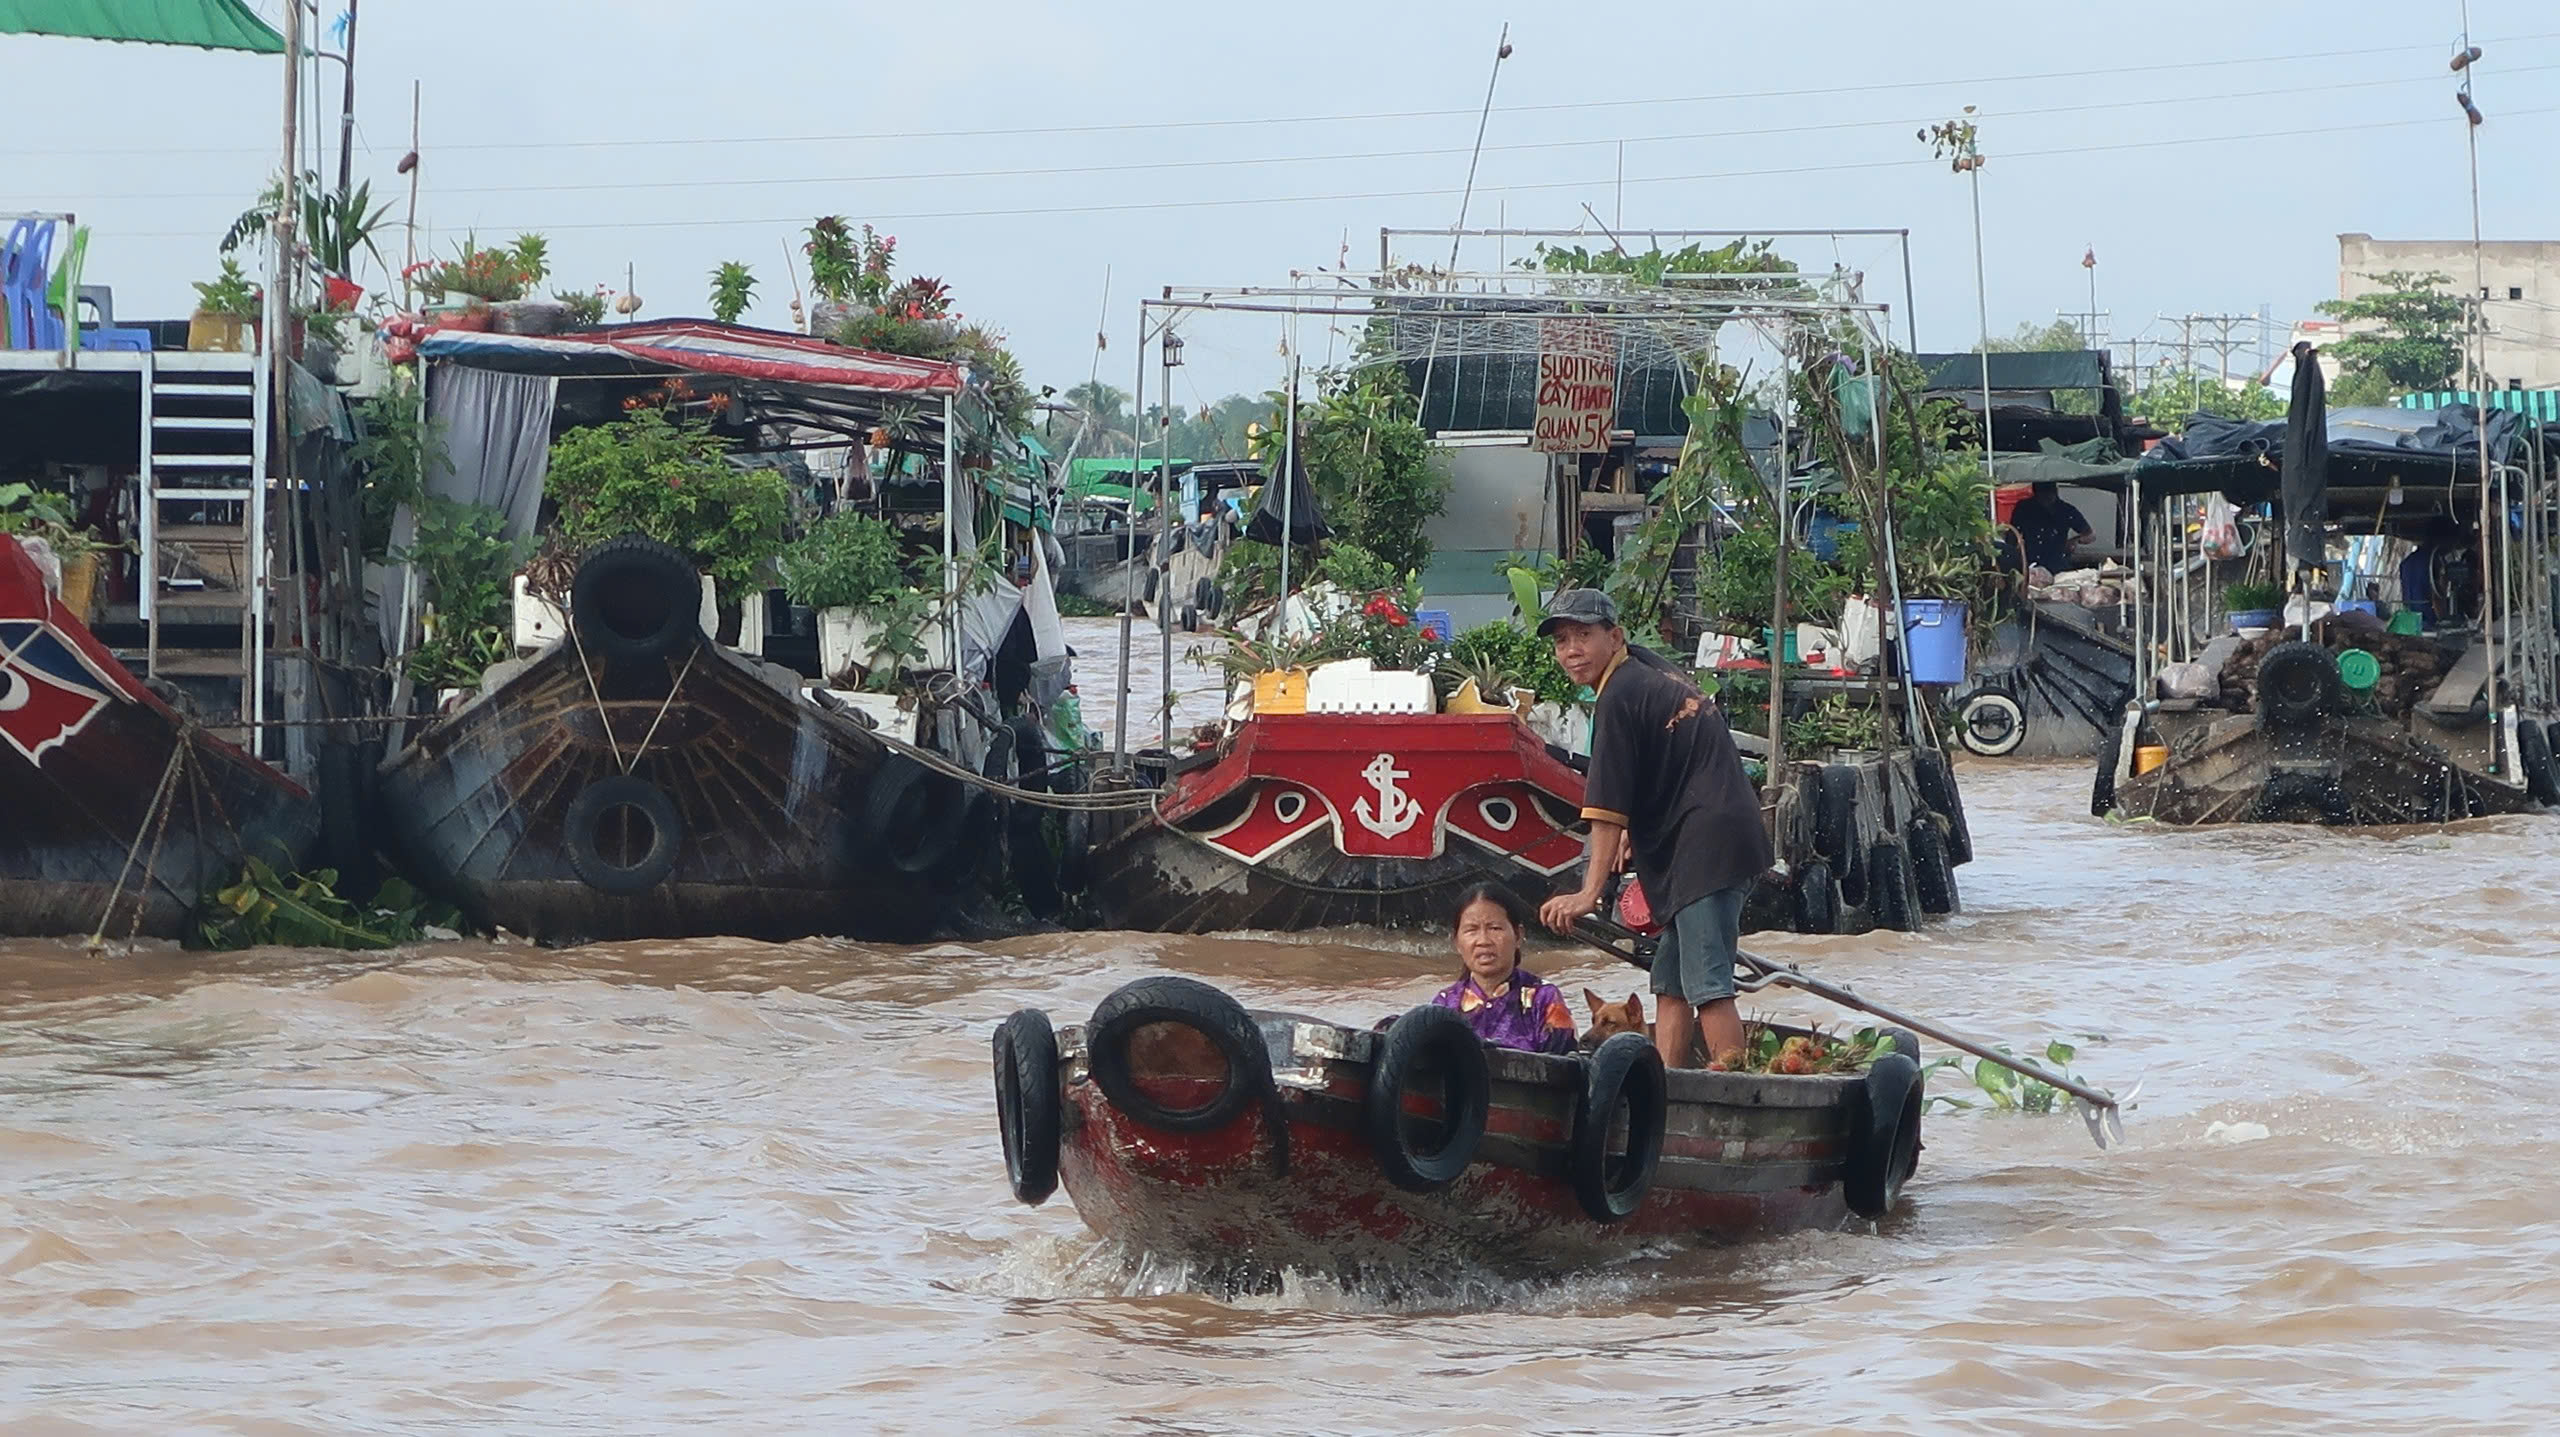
[377, 537, 1000, 943]
[1080, 711, 1593, 932]
[991, 976, 1925, 1281]
[1078, 707, 1976, 937]
[0, 534, 318, 938]
[2100, 630, 2547, 825]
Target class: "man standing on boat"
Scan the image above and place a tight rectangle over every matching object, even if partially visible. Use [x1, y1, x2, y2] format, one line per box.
[1536, 590, 1771, 1069]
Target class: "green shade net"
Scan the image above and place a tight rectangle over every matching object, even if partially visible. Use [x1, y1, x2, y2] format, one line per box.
[0, 0, 284, 52]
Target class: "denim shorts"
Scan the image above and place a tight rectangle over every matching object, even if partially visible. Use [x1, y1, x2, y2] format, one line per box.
[1650, 885, 1746, 1005]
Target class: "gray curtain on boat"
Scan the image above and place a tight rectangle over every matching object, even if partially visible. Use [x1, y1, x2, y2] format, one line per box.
[376, 362, 559, 656]
[423, 363, 558, 538]
[2280, 341, 2328, 573]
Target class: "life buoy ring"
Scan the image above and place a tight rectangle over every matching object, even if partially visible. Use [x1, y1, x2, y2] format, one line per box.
[1812, 763, 1859, 863]
[1842, 1049, 1924, 1219]
[2256, 640, 2341, 730]
[570, 535, 703, 665]
[2519, 715, 2560, 804]
[1086, 976, 1282, 1174]
[1363, 1005, 1492, 1193]
[1908, 815, 1959, 916]
[1956, 690, 2025, 757]
[1911, 748, 1973, 865]
[1868, 836, 1917, 931]
[561, 774, 683, 894]
[992, 1008, 1062, 1205]
[1792, 858, 1839, 935]
[859, 757, 968, 877]
[1569, 1032, 1668, 1224]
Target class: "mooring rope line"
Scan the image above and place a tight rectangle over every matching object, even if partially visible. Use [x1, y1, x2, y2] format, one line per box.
[85, 739, 188, 951]
[564, 623, 626, 771]
[622, 645, 699, 774]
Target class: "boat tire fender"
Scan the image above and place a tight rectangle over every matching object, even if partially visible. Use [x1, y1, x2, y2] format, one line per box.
[992, 1008, 1062, 1206]
[2256, 640, 2341, 729]
[2519, 715, 2560, 805]
[561, 775, 683, 894]
[1086, 977, 1283, 1168]
[1569, 1032, 1668, 1224]
[1812, 764, 1859, 863]
[1792, 858, 1839, 935]
[1908, 815, 1958, 916]
[1194, 576, 1217, 617]
[1912, 748, 1973, 865]
[861, 758, 969, 877]
[1844, 1050, 1925, 1219]
[1363, 1005, 1493, 1194]
[2091, 718, 2123, 818]
[570, 535, 703, 665]
[1057, 808, 1093, 894]
[1955, 690, 2026, 757]
[1869, 836, 1917, 932]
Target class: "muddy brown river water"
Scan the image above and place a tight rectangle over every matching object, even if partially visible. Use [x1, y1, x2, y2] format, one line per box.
[5, 747, 2558, 1432]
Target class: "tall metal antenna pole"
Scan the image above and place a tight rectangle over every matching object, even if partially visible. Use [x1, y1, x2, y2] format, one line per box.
[1447, 24, 1513, 270]
[335, 0, 359, 197]
[2456, 2, 2498, 732]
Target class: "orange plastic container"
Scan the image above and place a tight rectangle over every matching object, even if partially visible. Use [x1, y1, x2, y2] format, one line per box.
[1251, 668, 1308, 715]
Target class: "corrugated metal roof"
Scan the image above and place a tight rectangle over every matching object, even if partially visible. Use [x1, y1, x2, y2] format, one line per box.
[2400, 389, 2560, 423]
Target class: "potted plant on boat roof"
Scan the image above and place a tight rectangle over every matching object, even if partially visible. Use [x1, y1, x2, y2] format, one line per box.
[538, 407, 791, 639]
[779, 509, 934, 683]
[188, 257, 261, 353]
[804, 217, 894, 337]
[2223, 579, 2283, 634]
[0, 481, 119, 621]
[708, 260, 757, 326]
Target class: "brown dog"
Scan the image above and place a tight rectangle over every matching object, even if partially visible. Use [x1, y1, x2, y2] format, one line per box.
[1581, 990, 1649, 1049]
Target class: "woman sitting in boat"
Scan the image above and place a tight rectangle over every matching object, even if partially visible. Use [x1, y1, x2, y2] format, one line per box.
[1432, 884, 1579, 1055]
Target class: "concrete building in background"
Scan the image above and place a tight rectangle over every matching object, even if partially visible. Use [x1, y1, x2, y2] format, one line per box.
[2337, 233, 2560, 390]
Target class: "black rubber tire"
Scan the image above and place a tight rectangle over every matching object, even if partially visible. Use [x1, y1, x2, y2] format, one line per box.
[1363, 1005, 1493, 1194]
[2520, 716, 2560, 805]
[1812, 763, 1860, 863]
[1207, 582, 1226, 619]
[1792, 858, 1839, 935]
[1057, 807, 1093, 894]
[1569, 1033, 1668, 1224]
[1843, 1050, 1924, 1219]
[1182, 604, 1200, 633]
[859, 757, 970, 877]
[1912, 748, 1973, 865]
[1086, 976, 1273, 1136]
[570, 535, 702, 665]
[936, 787, 996, 887]
[2257, 640, 2342, 729]
[992, 1009, 1062, 1206]
[1955, 690, 2025, 757]
[1010, 712, 1051, 794]
[2091, 719, 2123, 818]
[2545, 721, 2560, 789]
[561, 774, 683, 894]
[1909, 815, 1958, 916]
[1008, 804, 1063, 918]
[1194, 576, 1216, 615]
[1141, 566, 1159, 604]
[1868, 836, 1917, 932]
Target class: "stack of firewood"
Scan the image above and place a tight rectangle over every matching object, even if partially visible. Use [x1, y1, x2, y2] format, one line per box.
[2217, 623, 2448, 717]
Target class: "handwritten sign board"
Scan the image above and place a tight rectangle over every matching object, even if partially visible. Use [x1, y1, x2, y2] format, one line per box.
[1531, 319, 1618, 453]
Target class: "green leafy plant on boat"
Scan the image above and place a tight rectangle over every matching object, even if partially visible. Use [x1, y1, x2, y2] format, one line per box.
[397, 496, 524, 689]
[542, 409, 789, 594]
[195, 860, 462, 951]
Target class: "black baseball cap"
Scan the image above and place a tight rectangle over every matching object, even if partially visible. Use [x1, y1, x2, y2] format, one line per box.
[1536, 588, 1620, 636]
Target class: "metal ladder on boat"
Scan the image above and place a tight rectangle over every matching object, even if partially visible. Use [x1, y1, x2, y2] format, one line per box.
[136, 350, 269, 742]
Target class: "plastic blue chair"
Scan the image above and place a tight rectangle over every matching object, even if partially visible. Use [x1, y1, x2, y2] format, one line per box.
[44, 227, 152, 351]
[2, 219, 57, 349]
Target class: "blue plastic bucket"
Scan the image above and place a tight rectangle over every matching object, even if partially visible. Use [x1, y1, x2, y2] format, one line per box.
[1415, 607, 1455, 641]
[1900, 599, 1968, 684]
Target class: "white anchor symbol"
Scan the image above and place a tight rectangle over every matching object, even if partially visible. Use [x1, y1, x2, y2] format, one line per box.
[1354, 752, 1422, 838]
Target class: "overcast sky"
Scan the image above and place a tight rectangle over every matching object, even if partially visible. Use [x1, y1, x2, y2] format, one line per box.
[14, 0, 2556, 399]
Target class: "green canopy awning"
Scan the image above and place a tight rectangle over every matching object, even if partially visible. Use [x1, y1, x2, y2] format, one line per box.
[0, 0, 283, 51]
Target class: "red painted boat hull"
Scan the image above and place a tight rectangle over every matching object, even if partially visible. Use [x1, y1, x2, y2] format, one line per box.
[0, 536, 317, 938]
[1047, 1013, 1884, 1279]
